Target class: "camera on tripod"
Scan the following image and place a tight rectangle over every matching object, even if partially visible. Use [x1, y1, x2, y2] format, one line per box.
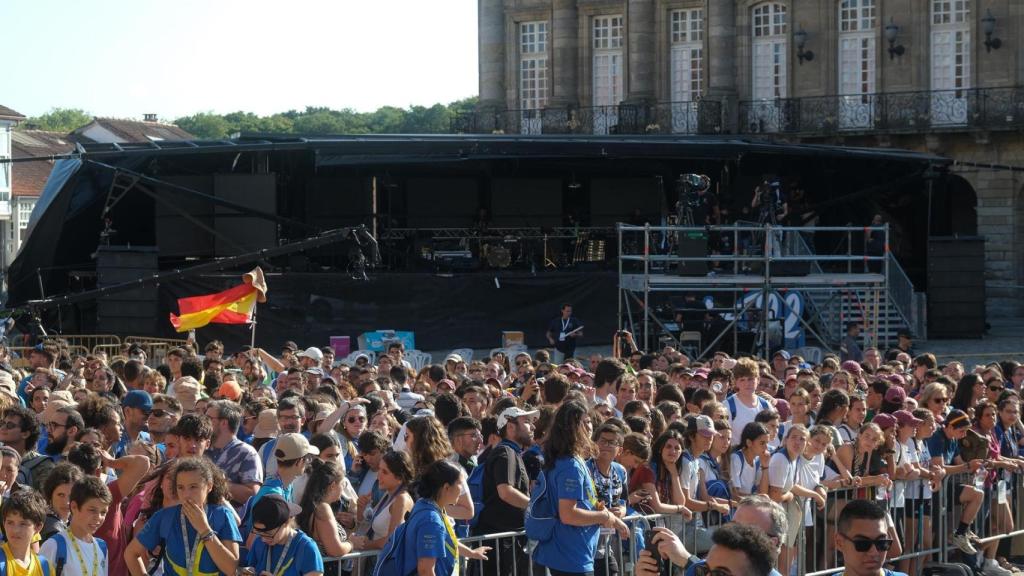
[676, 173, 711, 226]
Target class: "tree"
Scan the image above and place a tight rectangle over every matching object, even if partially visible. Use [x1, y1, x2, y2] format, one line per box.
[173, 112, 232, 139]
[19, 108, 92, 133]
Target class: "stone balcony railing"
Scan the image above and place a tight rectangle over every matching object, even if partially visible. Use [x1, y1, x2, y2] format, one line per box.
[454, 86, 1024, 137]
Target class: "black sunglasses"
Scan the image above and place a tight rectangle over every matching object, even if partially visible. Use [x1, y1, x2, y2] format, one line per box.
[839, 533, 893, 552]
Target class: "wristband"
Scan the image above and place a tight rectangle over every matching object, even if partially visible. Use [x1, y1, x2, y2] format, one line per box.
[199, 531, 216, 542]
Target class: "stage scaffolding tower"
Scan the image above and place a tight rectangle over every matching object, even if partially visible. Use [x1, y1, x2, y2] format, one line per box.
[616, 223, 892, 360]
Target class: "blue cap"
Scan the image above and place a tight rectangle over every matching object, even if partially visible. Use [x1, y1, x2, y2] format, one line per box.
[773, 350, 791, 360]
[123, 390, 153, 412]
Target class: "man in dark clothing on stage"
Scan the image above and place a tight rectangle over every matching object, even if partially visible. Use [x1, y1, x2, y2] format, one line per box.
[546, 303, 583, 363]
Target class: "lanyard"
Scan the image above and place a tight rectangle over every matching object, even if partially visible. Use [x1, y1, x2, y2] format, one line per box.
[68, 534, 100, 576]
[561, 318, 570, 332]
[264, 530, 297, 576]
[432, 501, 459, 561]
[576, 457, 598, 507]
[179, 510, 206, 576]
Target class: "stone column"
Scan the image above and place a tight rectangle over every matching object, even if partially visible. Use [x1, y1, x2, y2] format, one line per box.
[550, 0, 579, 106]
[627, 0, 655, 103]
[478, 0, 506, 107]
[706, 0, 737, 133]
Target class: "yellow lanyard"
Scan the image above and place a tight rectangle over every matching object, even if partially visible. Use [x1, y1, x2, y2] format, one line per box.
[577, 458, 599, 507]
[67, 535, 99, 576]
[433, 502, 459, 561]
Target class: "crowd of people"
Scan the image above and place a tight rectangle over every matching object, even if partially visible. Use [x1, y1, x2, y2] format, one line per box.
[0, 329, 1019, 576]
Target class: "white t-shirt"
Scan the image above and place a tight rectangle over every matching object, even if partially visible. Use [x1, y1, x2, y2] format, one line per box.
[915, 439, 933, 499]
[728, 394, 766, 446]
[681, 453, 701, 498]
[892, 441, 912, 508]
[41, 532, 108, 576]
[730, 451, 763, 494]
[357, 469, 378, 496]
[798, 453, 825, 526]
[768, 450, 799, 493]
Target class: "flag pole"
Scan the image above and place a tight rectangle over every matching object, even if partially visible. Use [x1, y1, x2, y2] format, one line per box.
[250, 304, 257, 348]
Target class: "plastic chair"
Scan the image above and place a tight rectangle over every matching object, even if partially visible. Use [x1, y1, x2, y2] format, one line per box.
[343, 350, 376, 365]
[793, 346, 823, 365]
[405, 350, 432, 371]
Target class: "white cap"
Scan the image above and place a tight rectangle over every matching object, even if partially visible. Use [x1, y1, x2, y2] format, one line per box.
[297, 347, 324, 362]
[497, 406, 539, 430]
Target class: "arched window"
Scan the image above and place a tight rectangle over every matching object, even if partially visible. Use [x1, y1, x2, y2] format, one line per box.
[669, 8, 704, 133]
[931, 0, 970, 125]
[837, 0, 876, 129]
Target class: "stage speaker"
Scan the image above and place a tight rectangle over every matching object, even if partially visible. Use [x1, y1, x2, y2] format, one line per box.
[96, 246, 159, 335]
[927, 236, 985, 338]
[677, 232, 707, 276]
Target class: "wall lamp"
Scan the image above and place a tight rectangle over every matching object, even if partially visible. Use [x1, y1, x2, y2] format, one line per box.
[794, 26, 814, 64]
[884, 18, 905, 60]
[982, 9, 1002, 53]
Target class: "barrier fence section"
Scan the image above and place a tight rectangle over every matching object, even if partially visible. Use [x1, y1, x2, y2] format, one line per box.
[318, 472, 1024, 576]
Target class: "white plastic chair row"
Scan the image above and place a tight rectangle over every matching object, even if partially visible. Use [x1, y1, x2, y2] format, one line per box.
[405, 350, 432, 371]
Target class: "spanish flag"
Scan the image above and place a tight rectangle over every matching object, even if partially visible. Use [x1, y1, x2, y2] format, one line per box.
[169, 267, 268, 332]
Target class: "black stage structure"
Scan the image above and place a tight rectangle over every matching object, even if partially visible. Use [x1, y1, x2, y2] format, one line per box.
[5, 134, 950, 351]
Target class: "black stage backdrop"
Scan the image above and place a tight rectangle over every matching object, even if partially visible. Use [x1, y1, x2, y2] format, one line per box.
[159, 272, 618, 353]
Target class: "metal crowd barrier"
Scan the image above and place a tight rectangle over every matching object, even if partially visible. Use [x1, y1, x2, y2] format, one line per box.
[323, 472, 1024, 576]
[321, 512, 686, 576]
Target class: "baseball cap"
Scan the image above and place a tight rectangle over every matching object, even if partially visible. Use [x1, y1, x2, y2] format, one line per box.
[497, 407, 539, 430]
[893, 410, 924, 428]
[884, 386, 907, 404]
[840, 360, 863, 374]
[254, 409, 279, 439]
[282, 341, 299, 352]
[217, 380, 243, 401]
[444, 353, 463, 364]
[886, 374, 906, 387]
[687, 414, 717, 438]
[774, 350, 791, 361]
[123, 390, 153, 413]
[872, 413, 897, 430]
[251, 494, 302, 531]
[945, 409, 971, 429]
[305, 367, 325, 378]
[274, 433, 320, 460]
[693, 368, 709, 379]
[297, 347, 324, 362]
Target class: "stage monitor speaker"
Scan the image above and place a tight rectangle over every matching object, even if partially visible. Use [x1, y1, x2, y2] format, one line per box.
[95, 246, 159, 336]
[677, 232, 707, 276]
[927, 236, 985, 338]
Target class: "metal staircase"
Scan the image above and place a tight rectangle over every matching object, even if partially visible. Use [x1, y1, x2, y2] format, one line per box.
[785, 234, 923, 351]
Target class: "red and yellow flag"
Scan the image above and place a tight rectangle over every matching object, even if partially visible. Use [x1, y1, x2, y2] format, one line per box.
[169, 267, 268, 332]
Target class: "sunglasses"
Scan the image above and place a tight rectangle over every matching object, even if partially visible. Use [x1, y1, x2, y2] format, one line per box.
[933, 397, 950, 404]
[990, 385, 1004, 392]
[694, 566, 732, 576]
[839, 533, 893, 552]
[252, 524, 283, 537]
[347, 416, 366, 423]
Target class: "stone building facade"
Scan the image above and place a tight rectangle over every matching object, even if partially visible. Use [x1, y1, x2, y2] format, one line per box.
[473, 0, 1024, 317]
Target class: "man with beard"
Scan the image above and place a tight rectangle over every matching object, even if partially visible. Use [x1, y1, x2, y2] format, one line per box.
[473, 406, 536, 576]
[1, 405, 52, 491]
[205, 400, 263, 510]
[257, 397, 305, 477]
[43, 405, 84, 463]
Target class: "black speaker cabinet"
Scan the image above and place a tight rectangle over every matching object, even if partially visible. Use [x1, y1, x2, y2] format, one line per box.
[677, 231, 708, 276]
[96, 246, 159, 335]
[927, 236, 985, 338]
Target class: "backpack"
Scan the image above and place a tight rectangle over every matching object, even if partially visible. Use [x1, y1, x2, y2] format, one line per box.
[372, 506, 430, 576]
[524, 469, 557, 544]
[17, 454, 52, 488]
[52, 532, 108, 576]
[0, 545, 55, 576]
[727, 394, 770, 420]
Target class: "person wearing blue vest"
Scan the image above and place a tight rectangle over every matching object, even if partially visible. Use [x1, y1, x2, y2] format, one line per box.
[834, 499, 909, 576]
[0, 489, 56, 576]
[398, 460, 490, 576]
[730, 422, 771, 498]
[534, 400, 629, 576]
[40, 476, 110, 576]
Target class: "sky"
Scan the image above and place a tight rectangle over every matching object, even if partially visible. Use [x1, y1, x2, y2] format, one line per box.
[2, 0, 479, 120]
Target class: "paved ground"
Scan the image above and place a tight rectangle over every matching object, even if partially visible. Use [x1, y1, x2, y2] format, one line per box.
[425, 317, 1024, 366]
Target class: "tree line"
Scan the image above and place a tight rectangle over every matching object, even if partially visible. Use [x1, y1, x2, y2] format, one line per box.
[17, 98, 478, 139]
